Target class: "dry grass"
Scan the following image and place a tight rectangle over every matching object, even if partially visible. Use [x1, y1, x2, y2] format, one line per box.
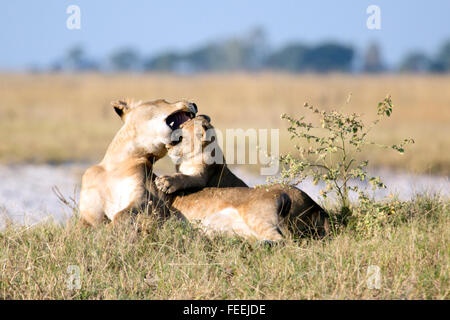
[0, 73, 449, 174]
[0, 195, 448, 299]
[1, 73, 448, 300]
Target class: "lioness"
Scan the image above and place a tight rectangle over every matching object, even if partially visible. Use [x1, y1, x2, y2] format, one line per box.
[155, 115, 330, 238]
[79, 99, 197, 226]
[79, 99, 288, 240]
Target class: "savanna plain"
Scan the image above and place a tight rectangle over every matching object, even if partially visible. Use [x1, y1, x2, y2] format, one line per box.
[0, 73, 448, 299]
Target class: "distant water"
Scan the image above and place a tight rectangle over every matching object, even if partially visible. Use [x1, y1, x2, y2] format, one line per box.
[231, 167, 449, 202]
[0, 163, 84, 229]
[0, 163, 448, 229]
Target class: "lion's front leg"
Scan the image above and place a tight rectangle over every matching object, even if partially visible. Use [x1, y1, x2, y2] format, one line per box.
[155, 173, 207, 194]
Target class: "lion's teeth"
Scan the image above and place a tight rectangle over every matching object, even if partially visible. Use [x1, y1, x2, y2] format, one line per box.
[170, 121, 175, 127]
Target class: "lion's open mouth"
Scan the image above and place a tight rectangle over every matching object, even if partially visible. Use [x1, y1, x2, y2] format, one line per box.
[166, 111, 195, 131]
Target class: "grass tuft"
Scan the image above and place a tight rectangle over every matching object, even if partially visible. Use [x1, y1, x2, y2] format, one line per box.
[1, 195, 448, 299]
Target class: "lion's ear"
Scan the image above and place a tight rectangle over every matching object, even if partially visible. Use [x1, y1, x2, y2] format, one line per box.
[194, 115, 212, 141]
[196, 114, 212, 132]
[197, 114, 211, 123]
[111, 100, 131, 120]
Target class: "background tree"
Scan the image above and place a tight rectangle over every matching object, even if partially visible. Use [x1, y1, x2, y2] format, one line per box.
[433, 40, 450, 72]
[144, 53, 182, 72]
[265, 44, 308, 72]
[399, 52, 432, 72]
[49, 30, 450, 74]
[110, 48, 140, 71]
[363, 42, 384, 73]
[63, 45, 98, 71]
[302, 43, 354, 72]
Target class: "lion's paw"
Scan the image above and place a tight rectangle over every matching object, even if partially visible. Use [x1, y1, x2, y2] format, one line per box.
[155, 175, 180, 194]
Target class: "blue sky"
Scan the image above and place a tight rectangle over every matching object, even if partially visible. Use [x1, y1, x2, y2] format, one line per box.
[1, 0, 449, 70]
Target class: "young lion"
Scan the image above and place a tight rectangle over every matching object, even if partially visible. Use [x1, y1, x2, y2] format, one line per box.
[155, 115, 330, 238]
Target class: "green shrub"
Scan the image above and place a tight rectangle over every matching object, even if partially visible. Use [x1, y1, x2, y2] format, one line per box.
[276, 95, 414, 224]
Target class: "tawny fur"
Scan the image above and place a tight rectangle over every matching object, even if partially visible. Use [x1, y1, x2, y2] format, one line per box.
[156, 116, 330, 238]
[79, 99, 198, 226]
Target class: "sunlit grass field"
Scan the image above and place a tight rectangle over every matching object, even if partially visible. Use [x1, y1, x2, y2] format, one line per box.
[1, 73, 449, 174]
[0, 195, 448, 299]
[0, 73, 449, 300]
